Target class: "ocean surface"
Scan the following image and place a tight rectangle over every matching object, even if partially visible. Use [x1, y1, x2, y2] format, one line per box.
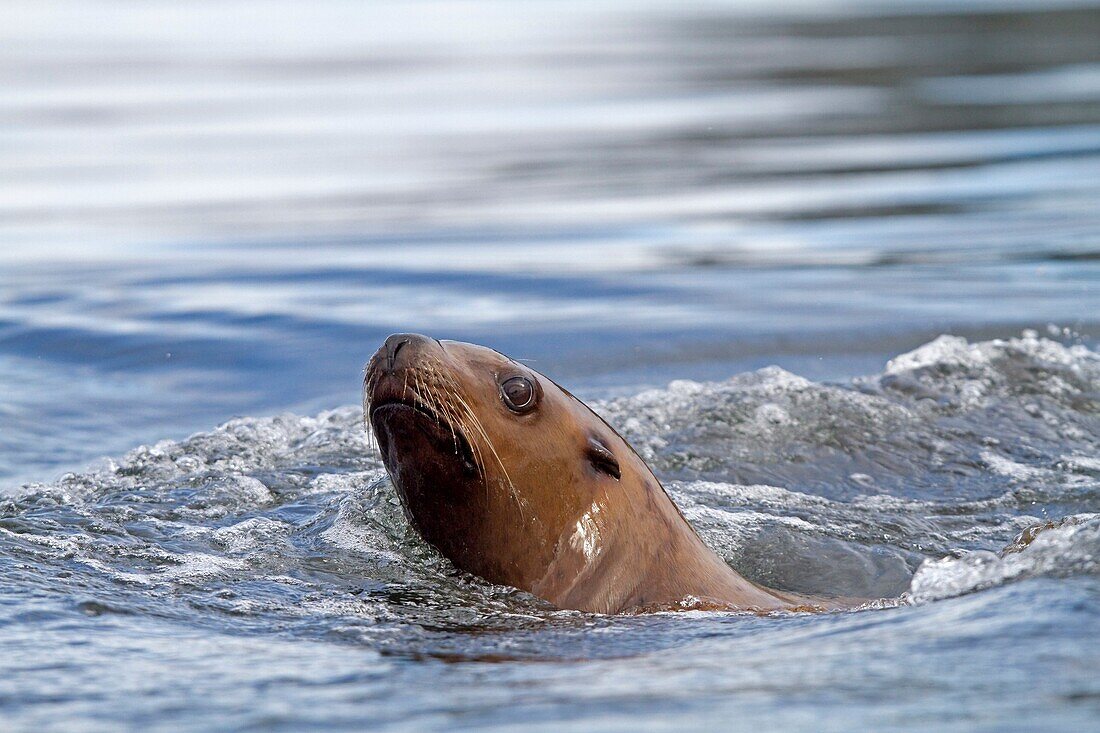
[1, 1, 1098, 730]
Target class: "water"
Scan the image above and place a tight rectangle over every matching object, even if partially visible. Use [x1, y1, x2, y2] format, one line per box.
[1, 1, 1099, 730]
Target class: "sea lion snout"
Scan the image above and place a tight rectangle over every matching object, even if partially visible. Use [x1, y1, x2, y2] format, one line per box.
[364, 333, 454, 425]
[378, 332, 437, 374]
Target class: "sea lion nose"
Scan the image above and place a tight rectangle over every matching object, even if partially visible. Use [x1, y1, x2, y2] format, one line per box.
[382, 332, 433, 373]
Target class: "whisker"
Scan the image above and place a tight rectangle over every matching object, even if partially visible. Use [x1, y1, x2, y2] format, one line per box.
[445, 383, 523, 519]
[367, 357, 523, 518]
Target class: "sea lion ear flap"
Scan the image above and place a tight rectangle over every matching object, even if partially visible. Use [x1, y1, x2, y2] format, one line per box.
[586, 437, 621, 480]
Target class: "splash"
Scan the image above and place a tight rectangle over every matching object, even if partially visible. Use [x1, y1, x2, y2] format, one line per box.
[0, 333, 1096, 625]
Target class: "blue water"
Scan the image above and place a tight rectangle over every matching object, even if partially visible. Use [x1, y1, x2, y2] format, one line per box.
[1, 1, 1099, 730]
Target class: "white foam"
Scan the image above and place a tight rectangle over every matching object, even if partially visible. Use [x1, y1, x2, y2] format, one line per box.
[979, 451, 1049, 480]
[676, 481, 831, 510]
[887, 332, 1099, 377]
[160, 552, 248, 581]
[1061, 455, 1100, 473]
[885, 335, 987, 375]
[212, 517, 292, 554]
[908, 516, 1100, 603]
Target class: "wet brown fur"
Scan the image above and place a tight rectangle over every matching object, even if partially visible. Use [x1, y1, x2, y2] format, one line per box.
[365, 336, 845, 614]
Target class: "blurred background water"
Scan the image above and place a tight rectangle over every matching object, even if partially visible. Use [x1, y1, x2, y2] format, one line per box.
[0, 1, 1098, 731]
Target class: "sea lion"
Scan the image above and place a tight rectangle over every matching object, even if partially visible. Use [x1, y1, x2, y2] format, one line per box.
[364, 333, 842, 614]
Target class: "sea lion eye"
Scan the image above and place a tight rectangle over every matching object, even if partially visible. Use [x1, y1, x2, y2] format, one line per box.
[500, 376, 536, 412]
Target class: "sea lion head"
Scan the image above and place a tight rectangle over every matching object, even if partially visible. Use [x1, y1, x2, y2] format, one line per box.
[364, 333, 633, 594]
